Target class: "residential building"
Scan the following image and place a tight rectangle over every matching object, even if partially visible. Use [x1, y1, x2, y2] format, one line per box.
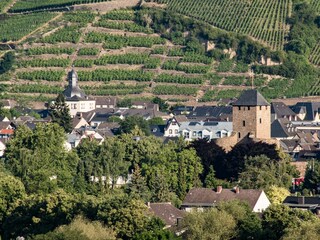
[180, 121, 232, 141]
[181, 186, 271, 213]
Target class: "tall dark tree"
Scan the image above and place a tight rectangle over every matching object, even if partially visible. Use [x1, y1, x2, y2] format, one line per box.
[49, 94, 72, 133]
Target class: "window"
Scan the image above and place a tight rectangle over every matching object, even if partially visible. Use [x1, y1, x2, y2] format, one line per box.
[238, 106, 241, 110]
[260, 106, 262, 110]
[242, 120, 246, 127]
[169, 129, 173, 134]
[192, 131, 197, 137]
[238, 132, 241, 138]
[248, 106, 250, 110]
[184, 132, 190, 138]
[259, 118, 262, 124]
[175, 129, 178, 134]
[197, 131, 202, 138]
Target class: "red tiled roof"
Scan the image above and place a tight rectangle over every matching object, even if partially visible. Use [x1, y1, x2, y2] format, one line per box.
[0, 129, 14, 135]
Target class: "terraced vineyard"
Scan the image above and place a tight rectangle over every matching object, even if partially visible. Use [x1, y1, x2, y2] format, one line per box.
[0, 7, 311, 104]
[9, 0, 111, 12]
[148, 0, 291, 50]
[311, 0, 320, 13]
[0, 13, 57, 42]
[309, 42, 320, 65]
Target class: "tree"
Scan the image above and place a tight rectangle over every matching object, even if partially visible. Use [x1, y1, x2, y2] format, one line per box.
[152, 97, 169, 112]
[183, 208, 236, 240]
[49, 94, 72, 133]
[281, 219, 320, 240]
[262, 204, 317, 240]
[148, 117, 165, 125]
[2, 190, 79, 239]
[217, 200, 263, 240]
[0, 51, 15, 74]
[32, 215, 116, 240]
[5, 123, 79, 193]
[238, 155, 296, 189]
[266, 185, 290, 205]
[303, 160, 320, 194]
[0, 172, 25, 229]
[99, 137, 129, 189]
[120, 116, 150, 135]
[176, 149, 203, 199]
[127, 164, 151, 201]
[191, 139, 226, 181]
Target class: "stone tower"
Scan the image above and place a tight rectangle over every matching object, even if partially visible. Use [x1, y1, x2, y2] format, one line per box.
[233, 89, 270, 141]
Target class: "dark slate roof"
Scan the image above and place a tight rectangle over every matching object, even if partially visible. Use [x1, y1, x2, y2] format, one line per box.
[150, 125, 165, 137]
[290, 102, 320, 121]
[233, 90, 270, 106]
[188, 106, 232, 118]
[271, 102, 297, 118]
[284, 196, 320, 205]
[271, 119, 296, 138]
[63, 69, 86, 99]
[149, 203, 185, 226]
[95, 97, 117, 106]
[182, 188, 263, 210]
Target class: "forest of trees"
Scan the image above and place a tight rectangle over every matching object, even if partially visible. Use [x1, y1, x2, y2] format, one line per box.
[0, 120, 318, 239]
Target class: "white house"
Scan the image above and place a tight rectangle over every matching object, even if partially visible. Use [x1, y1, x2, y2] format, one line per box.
[181, 186, 271, 213]
[179, 121, 233, 141]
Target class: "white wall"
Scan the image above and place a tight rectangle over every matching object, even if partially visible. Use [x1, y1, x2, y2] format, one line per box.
[253, 191, 271, 213]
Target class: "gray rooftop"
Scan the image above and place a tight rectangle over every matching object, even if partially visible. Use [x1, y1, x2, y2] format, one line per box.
[233, 90, 270, 106]
[63, 69, 86, 99]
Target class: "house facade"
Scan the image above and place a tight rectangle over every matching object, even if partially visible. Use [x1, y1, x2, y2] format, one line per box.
[181, 186, 271, 213]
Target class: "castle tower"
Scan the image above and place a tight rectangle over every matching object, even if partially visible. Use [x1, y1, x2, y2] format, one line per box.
[232, 89, 270, 141]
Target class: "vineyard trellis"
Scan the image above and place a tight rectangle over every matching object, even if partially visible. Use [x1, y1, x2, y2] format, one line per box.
[150, 0, 291, 50]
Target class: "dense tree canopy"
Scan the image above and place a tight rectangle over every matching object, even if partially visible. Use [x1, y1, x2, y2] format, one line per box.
[49, 94, 72, 133]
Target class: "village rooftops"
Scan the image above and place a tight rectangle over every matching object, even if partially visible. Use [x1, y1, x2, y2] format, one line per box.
[233, 89, 270, 106]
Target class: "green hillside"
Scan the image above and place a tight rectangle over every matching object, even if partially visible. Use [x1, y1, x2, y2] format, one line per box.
[146, 0, 292, 50]
[0, 0, 319, 104]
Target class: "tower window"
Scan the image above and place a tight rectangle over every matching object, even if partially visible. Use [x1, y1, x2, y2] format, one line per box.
[242, 121, 246, 127]
[260, 118, 262, 124]
[248, 106, 250, 110]
[238, 106, 241, 110]
[238, 132, 241, 138]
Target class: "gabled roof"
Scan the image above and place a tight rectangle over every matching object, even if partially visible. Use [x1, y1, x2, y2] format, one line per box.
[271, 119, 296, 138]
[182, 188, 263, 210]
[149, 203, 185, 226]
[271, 102, 297, 118]
[233, 90, 270, 106]
[290, 102, 320, 121]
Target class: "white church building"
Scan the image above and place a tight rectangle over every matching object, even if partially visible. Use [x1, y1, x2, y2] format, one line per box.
[63, 69, 96, 117]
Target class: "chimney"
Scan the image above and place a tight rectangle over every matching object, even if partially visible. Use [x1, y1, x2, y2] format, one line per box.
[176, 217, 183, 227]
[297, 196, 305, 205]
[217, 186, 222, 193]
[235, 186, 240, 194]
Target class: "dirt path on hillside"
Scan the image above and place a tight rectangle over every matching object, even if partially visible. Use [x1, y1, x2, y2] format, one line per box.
[73, 0, 140, 13]
[1, 0, 16, 13]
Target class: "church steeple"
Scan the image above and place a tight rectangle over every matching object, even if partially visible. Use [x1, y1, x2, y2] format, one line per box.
[63, 68, 86, 99]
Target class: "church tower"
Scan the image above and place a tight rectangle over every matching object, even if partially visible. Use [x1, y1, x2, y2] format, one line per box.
[63, 68, 86, 99]
[232, 89, 270, 141]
